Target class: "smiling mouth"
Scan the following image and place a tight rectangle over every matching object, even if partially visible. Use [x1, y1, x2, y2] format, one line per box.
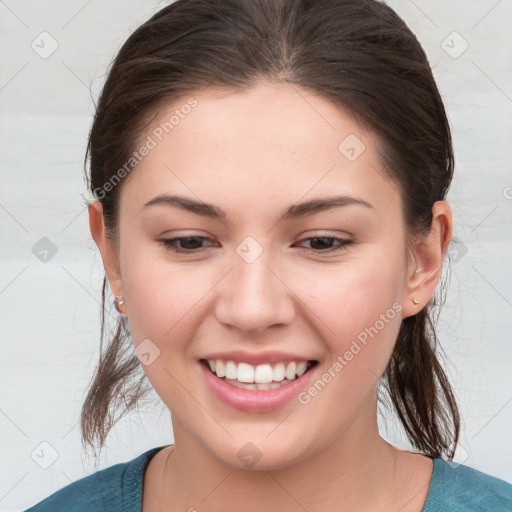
[199, 359, 319, 390]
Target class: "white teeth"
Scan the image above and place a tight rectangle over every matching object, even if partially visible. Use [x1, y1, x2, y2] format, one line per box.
[225, 361, 238, 380]
[273, 363, 285, 381]
[215, 360, 225, 378]
[254, 364, 273, 383]
[225, 378, 295, 390]
[206, 359, 314, 384]
[285, 362, 297, 380]
[296, 362, 308, 377]
[237, 362, 255, 383]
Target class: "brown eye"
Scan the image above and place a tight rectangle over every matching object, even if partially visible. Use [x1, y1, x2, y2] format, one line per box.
[295, 237, 353, 253]
[159, 236, 214, 253]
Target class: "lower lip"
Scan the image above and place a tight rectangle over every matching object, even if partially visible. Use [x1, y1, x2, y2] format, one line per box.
[199, 361, 316, 412]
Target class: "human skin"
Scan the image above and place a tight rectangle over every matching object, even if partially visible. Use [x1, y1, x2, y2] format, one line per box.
[89, 81, 452, 511]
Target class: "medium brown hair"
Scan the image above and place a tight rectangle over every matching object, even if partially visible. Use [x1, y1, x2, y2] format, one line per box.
[82, 0, 460, 460]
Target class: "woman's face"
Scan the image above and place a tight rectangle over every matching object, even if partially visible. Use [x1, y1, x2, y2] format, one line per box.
[100, 82, 426, 469]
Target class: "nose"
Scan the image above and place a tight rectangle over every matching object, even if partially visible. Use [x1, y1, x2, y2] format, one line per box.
[214, 248, 295, 334]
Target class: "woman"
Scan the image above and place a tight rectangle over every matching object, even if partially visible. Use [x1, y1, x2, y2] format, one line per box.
[25, 0, 512, 510]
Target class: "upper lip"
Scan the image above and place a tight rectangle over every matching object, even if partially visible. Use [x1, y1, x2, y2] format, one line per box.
[200, 350, 318, 366]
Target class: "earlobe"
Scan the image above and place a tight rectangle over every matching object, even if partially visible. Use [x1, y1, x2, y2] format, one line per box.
[88, 200, 124, 300]
[401, 201, 452, 318]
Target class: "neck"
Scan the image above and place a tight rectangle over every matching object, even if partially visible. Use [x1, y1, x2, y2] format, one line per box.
[153, 400, 428, 512]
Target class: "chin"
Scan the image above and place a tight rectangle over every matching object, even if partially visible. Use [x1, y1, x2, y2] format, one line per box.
[207, 434, 311, 472]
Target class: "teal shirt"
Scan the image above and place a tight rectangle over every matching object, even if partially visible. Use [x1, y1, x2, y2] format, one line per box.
[24, 445, 512, 511]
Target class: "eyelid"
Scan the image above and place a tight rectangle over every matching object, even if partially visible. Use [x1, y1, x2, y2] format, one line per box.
[157, 235, 217, 254]
[158, 233, 354, 255]
[294, 235, 354, 253]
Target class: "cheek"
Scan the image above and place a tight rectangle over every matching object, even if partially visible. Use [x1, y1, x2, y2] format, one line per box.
[292, 271, 403, 423]
[288, 257, 404, 383]
[119, 245, 210, 410]
[295, 257, 403, 335]
[123, 239, 405, 347]
[119, 241, 202, 347]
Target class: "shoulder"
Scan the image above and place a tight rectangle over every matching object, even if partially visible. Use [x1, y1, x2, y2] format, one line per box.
[423, 457, 512, 512]
[23, 446, 167, 512]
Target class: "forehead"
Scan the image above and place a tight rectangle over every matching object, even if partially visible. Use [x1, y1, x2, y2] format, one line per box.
[120, 82, 401, 221]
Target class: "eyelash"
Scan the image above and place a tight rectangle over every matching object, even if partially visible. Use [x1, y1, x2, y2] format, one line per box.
[158, 236, 353, 254]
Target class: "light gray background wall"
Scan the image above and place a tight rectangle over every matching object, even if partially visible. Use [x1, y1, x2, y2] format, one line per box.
[1, 1, 511, 510]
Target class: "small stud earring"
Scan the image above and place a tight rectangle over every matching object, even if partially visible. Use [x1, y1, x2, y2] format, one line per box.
[412, 297, 420, 305]
[114, 296, 125, 314]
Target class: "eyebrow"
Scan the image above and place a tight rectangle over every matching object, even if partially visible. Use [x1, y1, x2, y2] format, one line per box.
[143, 194, 374, 221]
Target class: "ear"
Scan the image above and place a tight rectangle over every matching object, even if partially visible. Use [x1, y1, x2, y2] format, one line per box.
[401, 200, 452, 318]
[88, 200, 124, 303]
